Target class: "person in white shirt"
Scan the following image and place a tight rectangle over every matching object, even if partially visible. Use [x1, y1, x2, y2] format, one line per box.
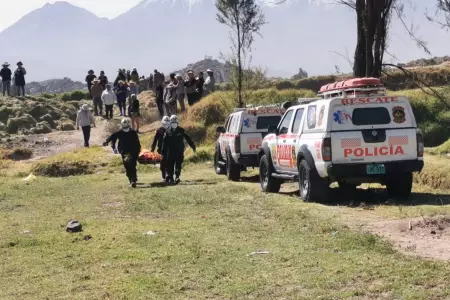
[102, 84, 117, 120]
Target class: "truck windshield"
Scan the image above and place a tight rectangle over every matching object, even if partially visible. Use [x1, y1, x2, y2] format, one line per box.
[256, 116, 282, 130]
[352, 107, 391, 126]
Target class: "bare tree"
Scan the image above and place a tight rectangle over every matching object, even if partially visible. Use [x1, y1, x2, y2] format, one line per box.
[427, 0, 450, 29]
[216, 0, 266, 107]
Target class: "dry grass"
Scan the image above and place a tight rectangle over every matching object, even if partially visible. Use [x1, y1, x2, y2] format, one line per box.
[414, 155, 450, 190]
[0, 147, 33, 161]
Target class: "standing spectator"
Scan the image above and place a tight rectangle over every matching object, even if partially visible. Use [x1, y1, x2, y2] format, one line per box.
[184, 70, 197, 106]
[148, 74, 154, 90]
[128, 94, 140, 133]
[131, 68, 140, 83]
[14, 61, 27, 96]
[175, 73, 185, 112]
[0, 62, 12, 97]
[102, 84, 117, 120]
[153, 69, 165, 118]
[114, 80, 128, 116]
[98, 71, 108, 90]
[163, 73, 178, 116]
[85, 70, 96, 98]
[114, 69, 126, 87]
[126, 70, 131, 82]
[196, 71, 205, 101]
[204, 69, 216, 96]
[76, 104, 95, 147]
[127, 80, 139, 105]
[91, 79, 104, 116]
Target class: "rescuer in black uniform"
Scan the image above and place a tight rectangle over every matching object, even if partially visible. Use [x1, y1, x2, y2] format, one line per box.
[151, 116, 170, 181]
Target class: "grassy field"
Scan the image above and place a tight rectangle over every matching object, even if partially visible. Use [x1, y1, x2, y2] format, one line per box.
[1, 161, 450, 299]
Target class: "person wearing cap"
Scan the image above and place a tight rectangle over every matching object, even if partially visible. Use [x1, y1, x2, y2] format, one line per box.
[103, 118, 141, 188]
[114, 80, 128, 116]
[85, 70, 97, 98]
[98, 71, 108, 90]
[203, 69, 216, 96]
[0, 62, 12, 96]
[14, 61, 27, 96]
[163, 73, 178, 116]
[91, 79, 104, 116]
[184, 70, 198, 106]
[131, 68, 140, 83]
[175, 73, 185, 112]
[76, 104, 95, 147]
[162, 115, 196, 184]
[101, 84, 117, 120]
[128, 94, 140, 133]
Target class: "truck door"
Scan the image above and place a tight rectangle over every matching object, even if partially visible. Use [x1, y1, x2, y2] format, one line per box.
[274, 110, 294, 172]
[286, 108, 305, 173]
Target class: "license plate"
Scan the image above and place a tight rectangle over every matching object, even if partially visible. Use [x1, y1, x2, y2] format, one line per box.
[366, 164, 385, 175]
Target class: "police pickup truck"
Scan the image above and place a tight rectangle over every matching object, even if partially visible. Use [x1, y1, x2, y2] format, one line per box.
[258, 78, 424, 201]
[215, 105, 285, 181]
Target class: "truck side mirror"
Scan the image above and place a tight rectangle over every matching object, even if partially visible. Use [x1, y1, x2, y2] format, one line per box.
[268, 125, 278, 134]
[216, 126, 226, 134]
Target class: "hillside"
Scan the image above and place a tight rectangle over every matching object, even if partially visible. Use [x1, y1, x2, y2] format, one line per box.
[171, 58, 232, 83]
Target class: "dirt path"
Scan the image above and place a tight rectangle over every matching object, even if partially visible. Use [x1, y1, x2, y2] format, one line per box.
[5, 117, 110, 160]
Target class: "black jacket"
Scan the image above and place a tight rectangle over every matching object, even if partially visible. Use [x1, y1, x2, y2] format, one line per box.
[196, 77, 205, 94]
[114, 73, 127, 87]
[128, 99, 140, 116]
[0, 67, 12, 81]
[14, 68, 26, 86]
[106, 129, 141, 156]
[114, 85, 128, 101]
[162, 127, 195, 155]
[151, 127, 166, 153]
[99, 75, 108, 89]
[85, 74, 96, 86]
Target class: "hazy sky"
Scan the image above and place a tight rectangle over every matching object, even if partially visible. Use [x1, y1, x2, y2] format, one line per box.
[0, 0, 143, 31]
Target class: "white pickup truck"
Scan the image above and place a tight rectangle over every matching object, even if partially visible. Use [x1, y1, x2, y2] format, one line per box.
[258, 78, 424, 201]
[214, 105, 284, 181]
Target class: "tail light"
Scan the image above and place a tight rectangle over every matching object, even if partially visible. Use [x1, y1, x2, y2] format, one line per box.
[416, 131, 424, 157]
[234, 135, 241, 154]
[322, 137, 332, 161]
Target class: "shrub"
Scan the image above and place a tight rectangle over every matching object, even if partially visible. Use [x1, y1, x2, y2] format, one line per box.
[0, 147, 33, 160]
[32, 160, 93, 177]
[6, 114, 37, 134]
[275, 80, 295, 90]
[185, 146, 214, 164]
[426, 139, 450, 155]
[60, 90, 90, 101]
[183, 121, 207, 144]
[40, 93, 56, 99]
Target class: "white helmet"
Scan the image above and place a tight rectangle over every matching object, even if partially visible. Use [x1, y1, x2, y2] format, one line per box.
[162, 116, 170, 129]
[121, 118, 131, 130]
[169, 115, 178, 124]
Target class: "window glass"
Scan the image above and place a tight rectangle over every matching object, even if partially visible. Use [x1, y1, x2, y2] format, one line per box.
[291, 108, 305, 134]
[352, 107, 391, 125]
[278, 110, 293, 135]
[256, 116, 282, 130]
[307, 105, 317, 129]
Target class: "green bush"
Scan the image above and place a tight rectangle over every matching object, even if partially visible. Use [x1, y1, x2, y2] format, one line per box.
[275, 80, 295, 90]
[60, 90, 90, 101]
[40, 93, 56, 99]
[426, 139, 450, 155]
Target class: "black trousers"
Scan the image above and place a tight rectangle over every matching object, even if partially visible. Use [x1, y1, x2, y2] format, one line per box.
[155, 86, 164, 118]
[93, 97, 103, 115]
[166, 151, 184, 178]
[81, 126, 91, 147]
[122, 153, 138, 183]
[105, 105, 114, 119]
[187, 93, 197, 106]
[160, 154, 167, 179]
[117, 99, 126, 115]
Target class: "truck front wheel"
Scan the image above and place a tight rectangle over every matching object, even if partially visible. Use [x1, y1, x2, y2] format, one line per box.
[226, 151, 241, 181]
[298, 159, 330, 202]
[259, 155, 281, 193]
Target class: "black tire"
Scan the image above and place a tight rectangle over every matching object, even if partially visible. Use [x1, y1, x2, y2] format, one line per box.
[387, 172, 413, 199]
[214, 147, 226, 175]
[298, 159, 330, 202]
[226, 150, 241, 181]
[259, 155, 281, 193]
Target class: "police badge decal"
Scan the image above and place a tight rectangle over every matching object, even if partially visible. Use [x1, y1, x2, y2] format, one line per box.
[392, 106, 406, 123]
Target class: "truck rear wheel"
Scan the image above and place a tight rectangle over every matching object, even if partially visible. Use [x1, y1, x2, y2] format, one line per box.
[387, 172, 413, 199]
[259, 155, 281, 193]
[298, 159, 330, 202]
[214, 147, 226, 175]
[226, 151, 241, 181]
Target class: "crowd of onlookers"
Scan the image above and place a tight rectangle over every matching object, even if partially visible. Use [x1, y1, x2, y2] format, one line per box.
[0, 61, 27, 97]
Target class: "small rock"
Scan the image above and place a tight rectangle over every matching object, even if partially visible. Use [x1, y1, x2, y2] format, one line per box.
[249, 250, 270, 256]
[144, 230, 157, 236]
[431, 230, 437, 235]
[22, 230, 31, 234]
[66, 220, 82, 233]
